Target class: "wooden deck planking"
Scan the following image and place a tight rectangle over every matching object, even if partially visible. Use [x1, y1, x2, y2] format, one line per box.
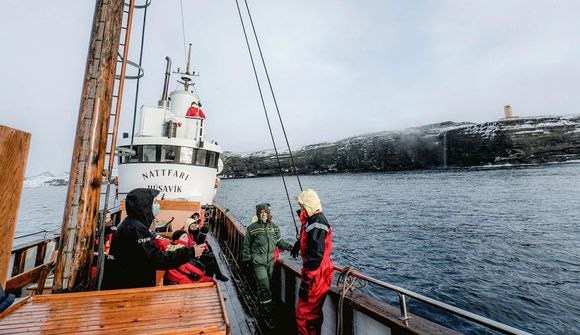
[3, 320, 227, 335]
[0, 283, 229, 335]
[0, 305, 225, 328]
[10, 294, 220, 311]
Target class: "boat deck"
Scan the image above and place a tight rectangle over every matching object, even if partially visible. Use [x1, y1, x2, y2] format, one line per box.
[0, 283, 229, 335]
[208, 234, 260, 335]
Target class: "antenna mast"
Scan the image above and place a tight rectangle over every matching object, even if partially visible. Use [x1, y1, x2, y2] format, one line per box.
[175, 43, 198, 91]
[184, 43, 192, 91]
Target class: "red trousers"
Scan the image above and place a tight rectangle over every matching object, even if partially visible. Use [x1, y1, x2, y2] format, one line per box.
[296, 286, 329, 335]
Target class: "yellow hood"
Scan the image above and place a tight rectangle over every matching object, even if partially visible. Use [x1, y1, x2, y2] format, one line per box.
[184, 217, 198, 231]
[296, 188, 322, 217]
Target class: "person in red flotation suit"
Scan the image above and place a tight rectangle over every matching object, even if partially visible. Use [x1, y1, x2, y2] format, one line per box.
[153, 230, 214, 284]
[182, 213, 229, 282]
[290, 189, 334, 335]
[185, 102, 206, 119]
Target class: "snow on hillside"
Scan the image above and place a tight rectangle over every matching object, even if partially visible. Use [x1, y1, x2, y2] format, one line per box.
[24, 172, 69, 188]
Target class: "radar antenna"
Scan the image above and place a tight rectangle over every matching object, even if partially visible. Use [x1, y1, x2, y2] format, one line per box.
[174, 43, 199, 91]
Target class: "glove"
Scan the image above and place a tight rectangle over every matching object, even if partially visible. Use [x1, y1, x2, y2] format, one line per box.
[291, 241, 300, 258]
[296, 209, 301, 216]
[195, 225, 210, 244]
[298, 280, 309, 302]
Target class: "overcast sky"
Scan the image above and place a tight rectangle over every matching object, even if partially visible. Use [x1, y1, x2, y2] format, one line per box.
[1, 0, 579, 176]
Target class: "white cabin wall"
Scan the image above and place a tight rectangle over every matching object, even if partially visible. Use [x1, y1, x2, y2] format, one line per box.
[353, 310, 391, 335]
[175, 116, 202, 141]
[139, 106, 166, 137]
[118, 163, 217, 205]
[139, 105, 178, 137]
[321, 297, 337, 335]
[169, 90, 198, 117]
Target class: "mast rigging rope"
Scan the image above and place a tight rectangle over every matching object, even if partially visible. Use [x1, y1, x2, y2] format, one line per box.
[336, 267, 368, 335]
[130, 0, 150, 147]
[242, 0, 303, 191]
[234, 0, 299, 239]
[179, 0, 188, 65]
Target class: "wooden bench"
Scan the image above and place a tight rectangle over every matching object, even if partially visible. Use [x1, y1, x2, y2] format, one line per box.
[5, 262, 54, 296]
[0, 282, 230, 334]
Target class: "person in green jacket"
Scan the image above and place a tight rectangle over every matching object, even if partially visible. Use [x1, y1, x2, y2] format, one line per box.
[242, 203, 297, 323]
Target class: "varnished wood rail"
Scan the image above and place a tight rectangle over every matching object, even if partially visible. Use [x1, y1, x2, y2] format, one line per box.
[5, 262, 55, 296]
[9, 236, 59, 278]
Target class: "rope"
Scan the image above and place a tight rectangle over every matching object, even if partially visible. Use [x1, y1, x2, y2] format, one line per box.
[179, 0, 188, 65]
[130, 0, 149, 147]
[242, 0, 302, 191]
[336, 266, 367, 335]
[234, 0, 300, 239]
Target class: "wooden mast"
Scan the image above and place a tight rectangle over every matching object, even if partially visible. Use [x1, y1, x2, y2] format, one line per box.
[53, 0, 124, 292]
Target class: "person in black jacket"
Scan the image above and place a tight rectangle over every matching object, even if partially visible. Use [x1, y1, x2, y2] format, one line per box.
[102, 188, 199, 289]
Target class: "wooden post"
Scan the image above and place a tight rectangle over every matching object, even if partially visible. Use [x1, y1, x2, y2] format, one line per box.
[11, 250, 27, 277]
[0, 125, 31, 288]
[53, 0, 124, 293]
[35, 243, 47, 267]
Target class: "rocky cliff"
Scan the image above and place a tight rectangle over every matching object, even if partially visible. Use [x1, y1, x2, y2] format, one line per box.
[221, 115, 580, 178]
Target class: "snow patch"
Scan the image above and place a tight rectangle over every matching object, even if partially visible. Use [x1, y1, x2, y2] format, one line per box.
[24, 172, 69, 188]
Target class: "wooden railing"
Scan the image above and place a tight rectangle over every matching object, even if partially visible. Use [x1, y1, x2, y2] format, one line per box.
[10, 236, 58, 277]
[6, 235, 59, 296]
[209, 205, 457, 335]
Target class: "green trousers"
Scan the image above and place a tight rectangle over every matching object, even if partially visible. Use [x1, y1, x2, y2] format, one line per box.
[253, 262, 274, 304]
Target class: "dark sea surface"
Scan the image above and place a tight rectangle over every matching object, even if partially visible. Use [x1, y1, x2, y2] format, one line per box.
[16, 163, 580, 334]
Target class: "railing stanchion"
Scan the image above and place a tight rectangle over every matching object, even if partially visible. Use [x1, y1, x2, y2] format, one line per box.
[398, 293, 411, 326]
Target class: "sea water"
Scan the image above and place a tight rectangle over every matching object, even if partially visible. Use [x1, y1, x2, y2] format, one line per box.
[16, 162, 580, 334]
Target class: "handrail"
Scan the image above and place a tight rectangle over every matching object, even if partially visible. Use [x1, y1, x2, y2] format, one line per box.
[12, 234, 59, 252]
[333, 266, 532, 335]
[211, 204, 532, 335]
[13, 230, 51, 240]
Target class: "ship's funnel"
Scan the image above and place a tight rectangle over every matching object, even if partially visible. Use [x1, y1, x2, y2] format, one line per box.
[159, 56, 172, 107]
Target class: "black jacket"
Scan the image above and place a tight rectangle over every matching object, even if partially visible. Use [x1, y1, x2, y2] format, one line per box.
[303, 213, 330, 271]
[103, 188, 194, 289]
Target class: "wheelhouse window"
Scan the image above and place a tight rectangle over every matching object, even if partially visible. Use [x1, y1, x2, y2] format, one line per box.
[141, 145, 157, 162]
[118, 145, 220, 169]
[206, 151, 216, 168]
[180, 147, 193, 164]
[195, 149, 207, 166]
[118, 146, 139, 164]
[214, 153, 220, 168]
[161, 145, 178, 163]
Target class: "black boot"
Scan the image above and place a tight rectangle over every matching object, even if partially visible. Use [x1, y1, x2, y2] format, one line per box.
[215, 272, 229, 282]
[261, 302, 275, 330]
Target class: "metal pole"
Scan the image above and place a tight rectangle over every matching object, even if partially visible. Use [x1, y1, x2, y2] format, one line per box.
[334, 266, 532, 335]
[398, 293, 410, 326]
[160, 56, 172, 106]
[130, 0, 151, 148]
[184, 43, 192, 91]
